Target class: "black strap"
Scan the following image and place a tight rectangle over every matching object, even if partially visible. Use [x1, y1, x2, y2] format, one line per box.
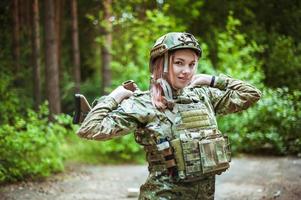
[210, 76, 215, 87]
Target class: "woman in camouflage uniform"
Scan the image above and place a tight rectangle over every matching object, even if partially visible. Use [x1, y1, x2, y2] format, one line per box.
[77, 32, 261, 200]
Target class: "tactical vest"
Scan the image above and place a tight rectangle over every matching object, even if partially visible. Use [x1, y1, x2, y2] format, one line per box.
[145, 89, 231, 182]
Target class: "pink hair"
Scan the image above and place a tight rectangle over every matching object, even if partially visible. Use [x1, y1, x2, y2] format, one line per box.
[150, 56, 174, 110]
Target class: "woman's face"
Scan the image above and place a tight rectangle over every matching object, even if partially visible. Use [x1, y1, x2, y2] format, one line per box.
[169, 49, 198, 90]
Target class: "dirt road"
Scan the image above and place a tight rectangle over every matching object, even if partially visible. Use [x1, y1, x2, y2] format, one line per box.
[1, 155, 300, 200]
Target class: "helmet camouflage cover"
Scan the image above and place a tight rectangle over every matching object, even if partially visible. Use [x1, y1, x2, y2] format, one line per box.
[150, 32, 202, 72]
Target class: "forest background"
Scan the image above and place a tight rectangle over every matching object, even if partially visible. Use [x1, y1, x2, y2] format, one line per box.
[0, 0, 300, 183]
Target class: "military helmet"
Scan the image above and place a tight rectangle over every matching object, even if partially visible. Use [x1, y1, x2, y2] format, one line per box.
[150, 32, 202, 72]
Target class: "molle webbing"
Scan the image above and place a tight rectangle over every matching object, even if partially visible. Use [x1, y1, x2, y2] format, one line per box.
[182, 115, 208, 123]
[170, 139, 184, 172]
[144, 145, 167, 173]
[181, 140, 202, 175]
[179, 109, 210, 130]
[180, 120, 211, 130]
[180, 109, 207, 118]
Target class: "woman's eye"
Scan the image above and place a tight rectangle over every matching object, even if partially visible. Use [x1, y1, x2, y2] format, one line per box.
[175, 61, 183, 65]
[189, 63, 195, 68]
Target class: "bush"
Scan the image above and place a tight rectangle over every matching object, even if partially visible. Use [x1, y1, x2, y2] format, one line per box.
[60, 113, 145, 165]
[218, 88, 301, 155]
[0, 103, 73, 183]
[0, 102, 144, 184]
[63, 132, 145, 164]
[0, 70, 22, 124]
[215, 12, 264, 86]
[264, 35, 301, 90]
[212, 14, 301, 155]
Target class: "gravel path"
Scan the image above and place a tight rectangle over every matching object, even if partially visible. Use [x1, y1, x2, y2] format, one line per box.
[1, 155, 300, 200]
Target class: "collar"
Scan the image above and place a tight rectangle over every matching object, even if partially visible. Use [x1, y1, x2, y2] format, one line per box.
[172, 88, 184, 99]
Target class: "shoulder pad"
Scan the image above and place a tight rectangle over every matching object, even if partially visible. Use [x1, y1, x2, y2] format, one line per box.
[185, 86, 211, 102]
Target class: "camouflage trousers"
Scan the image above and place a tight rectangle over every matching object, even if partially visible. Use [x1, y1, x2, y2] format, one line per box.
[139, 174, 215, 200]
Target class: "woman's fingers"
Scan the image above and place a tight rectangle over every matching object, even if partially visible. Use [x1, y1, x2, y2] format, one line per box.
[109, 86, 134, 104]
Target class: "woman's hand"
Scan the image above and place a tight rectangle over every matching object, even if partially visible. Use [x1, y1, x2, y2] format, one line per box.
[190, 74, 216, 87]
[109, 85, 134, 104]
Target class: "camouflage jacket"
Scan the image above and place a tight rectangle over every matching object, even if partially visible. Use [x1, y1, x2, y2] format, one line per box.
[77, 75, 261, 145]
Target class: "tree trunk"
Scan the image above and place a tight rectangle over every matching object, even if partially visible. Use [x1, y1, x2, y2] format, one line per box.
[100, 0, 112, 95]
[71, 0, 81, 93]
[12, 0, 20, 77]
[32, 0, 41, 111]
[44, 0, 61, 117]
[55, 0, 62, 81]
[18, 0, 23, 31]
[24, 0, 31, 34]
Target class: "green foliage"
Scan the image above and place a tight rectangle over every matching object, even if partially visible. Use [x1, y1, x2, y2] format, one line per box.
[56, 108, 144, 165]
[197, 43, 216, 75]
[63, 131, 145, 164]
[0, 71, 20, 123]
[264, 35, 301, 90]
[0, 103, 69, 183]
[211, 14, 301, 155]
[0, 99, 144, 184]
[164, 0, 205, 28]
[218, 88, 301, 155]
[93, 9, 186, 92]
[215, 13, 264, 86]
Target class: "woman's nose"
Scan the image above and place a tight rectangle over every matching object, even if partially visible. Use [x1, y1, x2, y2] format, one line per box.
[182, 66, 191, 74]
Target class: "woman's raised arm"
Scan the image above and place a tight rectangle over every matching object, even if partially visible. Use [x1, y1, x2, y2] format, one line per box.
[208, 74, 262, 115]
[77, 86, 142, 140]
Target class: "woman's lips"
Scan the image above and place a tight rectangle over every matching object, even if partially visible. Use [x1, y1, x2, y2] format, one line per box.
[178, 77, 189, 82]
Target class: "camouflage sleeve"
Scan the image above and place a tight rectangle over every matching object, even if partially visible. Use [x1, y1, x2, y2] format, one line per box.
[77, 95, 141, 141]
[206, 74, 262, 115]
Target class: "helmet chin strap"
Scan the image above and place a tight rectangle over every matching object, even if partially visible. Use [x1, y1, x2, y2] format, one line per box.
[163, 52, 169, 73]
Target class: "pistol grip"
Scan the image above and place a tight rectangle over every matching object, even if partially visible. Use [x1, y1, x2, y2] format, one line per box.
[73, 94, 91, 124]
[73, 94, 81, 124]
